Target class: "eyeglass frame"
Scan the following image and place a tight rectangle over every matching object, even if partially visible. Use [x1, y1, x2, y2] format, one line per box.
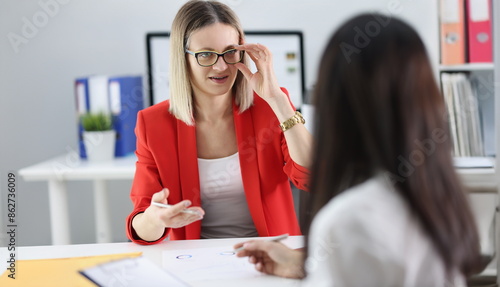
[185, 48, 245, 67]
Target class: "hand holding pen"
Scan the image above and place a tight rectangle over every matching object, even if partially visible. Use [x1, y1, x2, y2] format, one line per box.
[149, 188, 204, 229]
[233, 234, 305, 279]
[233, 234, 289, 252]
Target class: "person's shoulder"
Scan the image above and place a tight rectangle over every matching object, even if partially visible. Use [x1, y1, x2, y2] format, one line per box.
[325, 175, 395, 212]
[140, 100, 170, 115]
[313, 175, 406, 232]
[139, 100, 176, 123]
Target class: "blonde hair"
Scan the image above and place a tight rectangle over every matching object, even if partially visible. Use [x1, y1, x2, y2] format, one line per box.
[169, 0, 252, 125]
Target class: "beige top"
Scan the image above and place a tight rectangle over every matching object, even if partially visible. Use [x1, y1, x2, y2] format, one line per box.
[197, 152, 258, 239]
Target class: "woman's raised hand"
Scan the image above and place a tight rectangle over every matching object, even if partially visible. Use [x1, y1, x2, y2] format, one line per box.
[234, 43, 286, 102]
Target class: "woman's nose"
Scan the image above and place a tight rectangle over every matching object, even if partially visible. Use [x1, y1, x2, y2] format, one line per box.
[212, 56, 228, 71]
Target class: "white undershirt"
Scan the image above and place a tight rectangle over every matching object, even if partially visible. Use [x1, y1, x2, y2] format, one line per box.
[197, 152, 258, 239]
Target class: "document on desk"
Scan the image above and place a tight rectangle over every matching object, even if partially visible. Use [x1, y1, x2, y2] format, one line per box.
[0, 252, 143, 286]
[80, 256, 190, 287]
[162, 246, 263, 281]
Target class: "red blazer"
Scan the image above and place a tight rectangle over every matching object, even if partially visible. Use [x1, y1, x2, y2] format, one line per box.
[126, 92, 310, 244]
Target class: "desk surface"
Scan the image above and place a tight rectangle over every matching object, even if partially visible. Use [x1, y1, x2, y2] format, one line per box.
[19, 153, 136, 181]
[0, 236, 304, 286]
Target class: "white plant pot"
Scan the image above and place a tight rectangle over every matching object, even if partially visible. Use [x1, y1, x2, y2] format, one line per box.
[82, 130, 116, 162]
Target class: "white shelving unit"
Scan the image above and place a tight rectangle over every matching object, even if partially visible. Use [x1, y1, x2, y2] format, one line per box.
[438, 60, 496, 194]
[457, 168, 496, 192]
[438, 2, 499, 283]
[439, 63, 494, 72]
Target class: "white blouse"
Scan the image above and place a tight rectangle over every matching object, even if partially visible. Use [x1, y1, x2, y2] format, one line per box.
[302, 174, 466, 287]
[197, 152, 258, 239]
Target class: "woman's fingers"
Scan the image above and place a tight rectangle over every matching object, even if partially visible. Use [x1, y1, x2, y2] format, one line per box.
[234, 62, 253, 81]
[150, 188, 204, 228]
[166, 200, 193, 214]
[236, 43, 268, 56]
[151, 188, 170, 203]
[159, 207, 203, 228]
[242, 240, 276, 253]
[236, 43, 271, 65]
[187, 206, 205, 217]
[235, 240, 303, 278]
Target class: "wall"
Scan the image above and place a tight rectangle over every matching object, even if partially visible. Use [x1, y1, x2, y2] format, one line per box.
[0, 0, 438, 246]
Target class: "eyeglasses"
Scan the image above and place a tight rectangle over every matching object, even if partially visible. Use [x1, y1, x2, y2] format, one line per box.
[185, 48, 244, 67]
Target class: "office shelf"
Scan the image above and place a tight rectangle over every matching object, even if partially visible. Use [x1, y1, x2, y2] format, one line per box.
[457, 167, 496, 193]
[439, 63, 494, 72]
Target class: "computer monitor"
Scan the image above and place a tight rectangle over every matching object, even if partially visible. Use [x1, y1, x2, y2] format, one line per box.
[146, 31, 305, 108]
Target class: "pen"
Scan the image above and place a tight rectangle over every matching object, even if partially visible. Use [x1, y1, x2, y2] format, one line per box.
[234, 233, 289, 252]
[151, 201, 201, 215]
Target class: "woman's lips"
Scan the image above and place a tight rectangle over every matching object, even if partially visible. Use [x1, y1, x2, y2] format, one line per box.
[209, 76, 228, 84]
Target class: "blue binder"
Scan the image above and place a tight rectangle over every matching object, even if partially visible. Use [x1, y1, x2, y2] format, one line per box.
[75, 77, 90, 159]
[108, 75, 144, 157]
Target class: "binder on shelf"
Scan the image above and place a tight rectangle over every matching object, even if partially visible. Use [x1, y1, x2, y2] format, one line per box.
[75, 77, 90, 159]
[441, 73, 460, 154]
[74, 75, 144, 159]
[440, 0, 466, 65]
[441, 72, 484, 157]
[466, 0, 492, 63]
[108, 75, 143, 157]
[88, 75, 110, 113]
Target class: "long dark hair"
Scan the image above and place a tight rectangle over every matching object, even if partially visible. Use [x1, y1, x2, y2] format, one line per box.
[306, 14, 481, 277]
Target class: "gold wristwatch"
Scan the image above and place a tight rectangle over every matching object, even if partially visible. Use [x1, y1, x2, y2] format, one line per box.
[279, 111, 305, 132]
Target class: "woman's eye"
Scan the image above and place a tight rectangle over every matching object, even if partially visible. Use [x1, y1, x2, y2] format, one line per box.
[198, 52, 213, 58]
[225, 50, 236, 55]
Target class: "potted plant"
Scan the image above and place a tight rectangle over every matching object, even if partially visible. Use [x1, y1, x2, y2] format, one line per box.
[80, 112, 116, 162]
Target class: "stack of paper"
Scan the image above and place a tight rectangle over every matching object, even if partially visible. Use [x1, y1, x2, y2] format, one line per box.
[81, 256, 189, 287]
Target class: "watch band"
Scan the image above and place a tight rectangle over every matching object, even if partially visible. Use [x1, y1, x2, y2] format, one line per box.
[279, 111, 305, 132]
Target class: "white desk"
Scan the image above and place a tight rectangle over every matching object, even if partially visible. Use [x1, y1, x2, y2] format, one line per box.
[19, 153, 136, 245]
[0, 237, 304, 286]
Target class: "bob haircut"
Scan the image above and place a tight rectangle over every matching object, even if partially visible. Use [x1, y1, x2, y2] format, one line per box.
[169, 0, 252, 125]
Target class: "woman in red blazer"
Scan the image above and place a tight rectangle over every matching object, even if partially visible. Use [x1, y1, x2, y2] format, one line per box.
[126, 0, 312, 245]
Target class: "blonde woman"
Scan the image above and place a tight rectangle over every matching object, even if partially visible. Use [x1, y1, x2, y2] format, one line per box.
[126, 0, 312, 244]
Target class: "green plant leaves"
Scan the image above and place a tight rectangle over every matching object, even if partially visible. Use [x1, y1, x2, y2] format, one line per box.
[80, 112, 113, 131]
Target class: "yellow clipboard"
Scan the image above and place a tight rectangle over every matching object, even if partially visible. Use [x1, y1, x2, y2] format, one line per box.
[0, 252, 142, 286]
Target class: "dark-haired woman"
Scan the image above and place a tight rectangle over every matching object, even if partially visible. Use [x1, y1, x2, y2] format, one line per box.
[235, 14, 481, 286]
